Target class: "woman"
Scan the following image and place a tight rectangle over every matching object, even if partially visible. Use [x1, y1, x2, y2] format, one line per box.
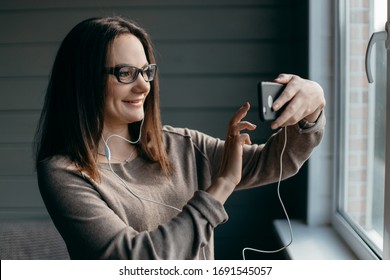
[34, 16, 325, 259]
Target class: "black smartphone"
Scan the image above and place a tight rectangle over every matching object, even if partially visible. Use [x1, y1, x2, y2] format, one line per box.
[257, 81, 286, 121]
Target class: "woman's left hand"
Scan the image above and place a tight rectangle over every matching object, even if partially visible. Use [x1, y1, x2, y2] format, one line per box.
[270, 74, 326, 130]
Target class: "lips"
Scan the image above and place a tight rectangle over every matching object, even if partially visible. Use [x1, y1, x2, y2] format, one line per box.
[123, 99, 143, 107]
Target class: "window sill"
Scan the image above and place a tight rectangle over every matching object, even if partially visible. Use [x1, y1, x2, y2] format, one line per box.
[273, 219, 357, 260]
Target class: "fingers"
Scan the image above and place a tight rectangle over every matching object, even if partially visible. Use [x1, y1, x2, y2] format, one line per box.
[238, 133, 252, 145]
[270, 74, 325, 129]
[229, 102, 250, 127]
[273, 73, 294, 84]
[227, 102, 256, 140]
[272, 74, 299, 111]
[218, 103, 256, 188]
[229, 121, 257, 137]
[271, 94, 306, 129]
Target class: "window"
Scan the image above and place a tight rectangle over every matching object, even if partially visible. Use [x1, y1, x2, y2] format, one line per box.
[335, 0, 389, 259]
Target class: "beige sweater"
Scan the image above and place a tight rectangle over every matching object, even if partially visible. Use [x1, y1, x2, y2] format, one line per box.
[37, 114, 325, 260]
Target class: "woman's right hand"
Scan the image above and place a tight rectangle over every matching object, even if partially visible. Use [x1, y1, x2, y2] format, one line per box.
[207, 102, 257, 204]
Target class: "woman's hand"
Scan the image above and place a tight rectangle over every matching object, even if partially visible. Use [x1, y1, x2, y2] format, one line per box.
[207, 102, 256, 204]
[271, 74, 326, 129]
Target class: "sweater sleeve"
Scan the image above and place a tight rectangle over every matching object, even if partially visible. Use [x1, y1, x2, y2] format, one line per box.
[236, 111, 325, 188]
[189, 111, 325, 190]
[37, 158, 228, 260]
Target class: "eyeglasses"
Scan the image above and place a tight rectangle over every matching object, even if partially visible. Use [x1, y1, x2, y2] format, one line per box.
[105, 64, 157, 84]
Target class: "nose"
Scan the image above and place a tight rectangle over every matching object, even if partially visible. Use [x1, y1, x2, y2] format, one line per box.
[132, 72, 150, 93]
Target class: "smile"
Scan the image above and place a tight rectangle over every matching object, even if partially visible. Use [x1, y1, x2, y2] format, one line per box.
[123, 99, 144, 107]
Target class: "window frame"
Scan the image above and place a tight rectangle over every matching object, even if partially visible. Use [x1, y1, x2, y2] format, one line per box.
[332, 0, 389, 260]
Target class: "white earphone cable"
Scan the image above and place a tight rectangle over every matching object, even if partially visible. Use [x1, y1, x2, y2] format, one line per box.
[107, 160, 182, 212]
[242, 127, 293, 260]
[101, 120, 182, 213]
[101, 120, 289, 260]
[102, 125, 207, 257]
[105, 118, 144, 146]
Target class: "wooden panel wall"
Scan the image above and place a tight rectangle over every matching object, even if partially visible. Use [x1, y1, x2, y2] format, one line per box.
[0, 0, 309, 259]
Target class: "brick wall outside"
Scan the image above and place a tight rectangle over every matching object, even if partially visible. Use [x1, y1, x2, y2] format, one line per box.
[347, 0, 370, 225]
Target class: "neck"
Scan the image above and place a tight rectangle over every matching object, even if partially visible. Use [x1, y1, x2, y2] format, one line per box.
[103, 119, 144, 144]
[98, 128, 137, 163]
[99, 119, 144, 162]
[102, 124, 130, 140]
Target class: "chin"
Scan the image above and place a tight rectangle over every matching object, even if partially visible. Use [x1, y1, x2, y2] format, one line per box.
[129, 113, 144, 123]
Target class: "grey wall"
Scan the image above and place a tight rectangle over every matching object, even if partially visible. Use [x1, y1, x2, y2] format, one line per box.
[0, 0, 308, 259]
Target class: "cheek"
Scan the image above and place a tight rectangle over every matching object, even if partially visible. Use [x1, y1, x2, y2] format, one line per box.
[105, 77, 115, 97]
[105, 79, 127, 99]
[104, 86, 114, 106]
[104, 81, 119, 112]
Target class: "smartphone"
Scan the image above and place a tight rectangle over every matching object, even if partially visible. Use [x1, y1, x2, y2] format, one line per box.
[257, 81, 286, 121]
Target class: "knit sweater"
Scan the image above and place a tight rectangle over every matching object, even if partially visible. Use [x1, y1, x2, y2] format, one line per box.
[37, 113, 325, 260]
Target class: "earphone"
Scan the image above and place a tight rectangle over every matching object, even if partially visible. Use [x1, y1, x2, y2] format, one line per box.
[103, 119, 144, 162]
[102, 122, 292, 260]
[242, 127, 293, 260]
[102, 118, 182, 212]
[102, 120, 205, 258]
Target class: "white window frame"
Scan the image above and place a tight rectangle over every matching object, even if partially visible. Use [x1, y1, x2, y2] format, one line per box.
[308, 0, 390, 260]
[332, 0, 389, 260]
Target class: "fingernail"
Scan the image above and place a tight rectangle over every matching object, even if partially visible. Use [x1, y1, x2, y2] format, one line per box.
[273, 103, 280, 110]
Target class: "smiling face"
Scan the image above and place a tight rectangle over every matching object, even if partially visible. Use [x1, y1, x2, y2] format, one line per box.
[104, 34, 151, 134]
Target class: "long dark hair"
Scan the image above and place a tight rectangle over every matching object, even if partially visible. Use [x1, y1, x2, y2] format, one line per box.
[34, 16, 171, 181]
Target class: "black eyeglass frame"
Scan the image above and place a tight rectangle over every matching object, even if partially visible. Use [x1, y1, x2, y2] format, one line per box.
[105, 64, 157, 84]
